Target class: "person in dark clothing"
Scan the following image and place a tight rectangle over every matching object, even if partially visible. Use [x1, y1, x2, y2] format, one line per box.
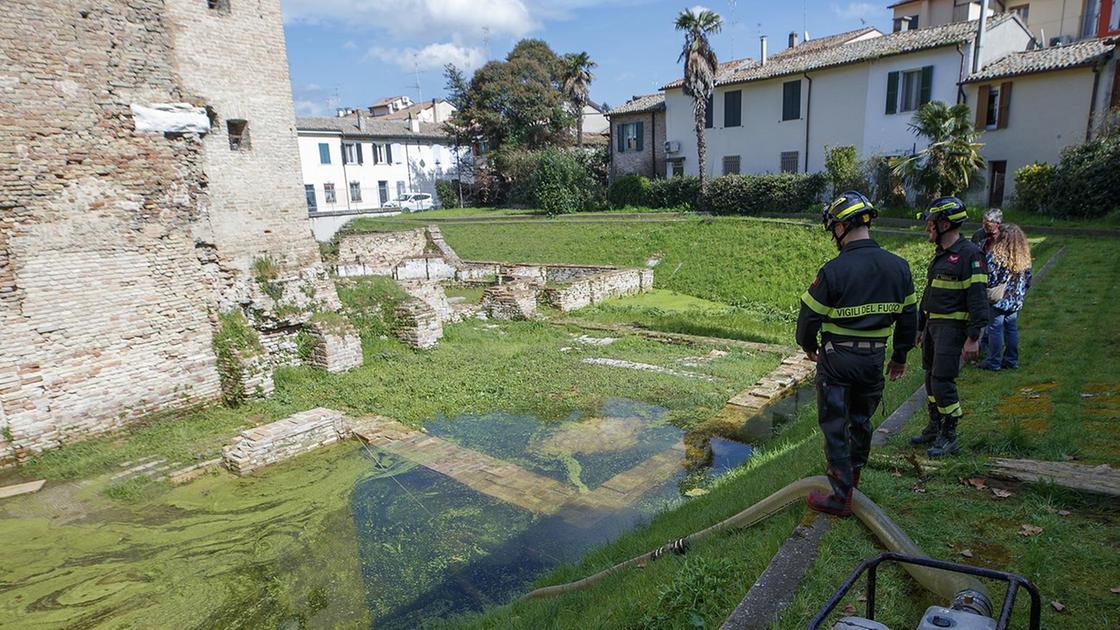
[797, 191, 918, 517]
[970, 208, 1002, 253]
[912, 197, 991, 458]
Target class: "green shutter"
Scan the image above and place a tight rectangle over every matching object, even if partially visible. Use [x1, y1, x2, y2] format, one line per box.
[617, 124, 626, 152]
[783, 80, 801, 121]
[920, 65, 934, 105]
[886, 72, 899, 114]
[319, 143, 330, 164]
[635, 121, 644, 151]
[356, 143, 363, 164]
[704, 96, 713, 128]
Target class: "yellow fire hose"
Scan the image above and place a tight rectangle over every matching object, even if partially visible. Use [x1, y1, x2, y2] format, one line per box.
[523, 476, 990, 614]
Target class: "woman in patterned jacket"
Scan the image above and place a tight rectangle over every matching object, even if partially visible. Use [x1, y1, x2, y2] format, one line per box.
[979, 224, 1032, 371]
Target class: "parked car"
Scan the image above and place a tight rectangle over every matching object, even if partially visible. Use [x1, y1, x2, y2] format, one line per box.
[384, 192, 435, 212]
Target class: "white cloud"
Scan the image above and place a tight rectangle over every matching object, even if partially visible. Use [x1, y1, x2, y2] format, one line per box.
[283, 0, 535, 38]
[831, 2, 883, 20]
[368, 42, 488, 72]
[292, 83, 339, 117]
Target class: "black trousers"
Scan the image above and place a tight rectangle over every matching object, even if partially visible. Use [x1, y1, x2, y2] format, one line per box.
[816, 341, 886, 473]
[922, 322, 966, 422]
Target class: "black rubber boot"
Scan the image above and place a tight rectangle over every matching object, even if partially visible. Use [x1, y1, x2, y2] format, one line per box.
[807, 465, 854, 517]
[927, 416, 960, 458]
[910, 414, 941, 445]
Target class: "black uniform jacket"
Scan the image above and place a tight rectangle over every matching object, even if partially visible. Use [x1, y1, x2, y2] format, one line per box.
[918, 235, 991, 341]
[796, 239, 918, 365]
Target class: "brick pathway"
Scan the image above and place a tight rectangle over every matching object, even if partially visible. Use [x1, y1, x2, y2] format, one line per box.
[351, 416, 686, 516]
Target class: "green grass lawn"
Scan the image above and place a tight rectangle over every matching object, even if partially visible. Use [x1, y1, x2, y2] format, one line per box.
[444, 234, 1120, 629]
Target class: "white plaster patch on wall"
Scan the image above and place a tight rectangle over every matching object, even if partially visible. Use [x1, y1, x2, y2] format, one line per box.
[130, 103, 210, 134]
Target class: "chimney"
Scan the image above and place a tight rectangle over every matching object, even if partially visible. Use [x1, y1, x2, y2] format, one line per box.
[408, 115, 420, 133]
[788, 31, 799, 49]
[973, 0, 989, 73]
[431, 98, 439, 123]
[760, 35, 768, 65]
[355, 109, 366, 132]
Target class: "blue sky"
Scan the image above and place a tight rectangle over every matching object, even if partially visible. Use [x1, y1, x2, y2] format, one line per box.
[281, 1, 894, 117]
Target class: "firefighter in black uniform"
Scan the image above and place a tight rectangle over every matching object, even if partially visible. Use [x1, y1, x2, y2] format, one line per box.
[797, 191, 918, 517]
[910, 197, 991, 458]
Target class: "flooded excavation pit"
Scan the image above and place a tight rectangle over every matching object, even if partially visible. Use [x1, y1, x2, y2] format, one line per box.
[351, 400, 755, 628]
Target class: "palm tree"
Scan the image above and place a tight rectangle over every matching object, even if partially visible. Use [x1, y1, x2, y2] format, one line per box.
[561, 52, 597, 147]
[675, 8, 722, 193]
[891, 101, 986, 201]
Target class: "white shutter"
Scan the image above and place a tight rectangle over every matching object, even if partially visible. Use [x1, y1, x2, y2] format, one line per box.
[393, 143, 404, 164]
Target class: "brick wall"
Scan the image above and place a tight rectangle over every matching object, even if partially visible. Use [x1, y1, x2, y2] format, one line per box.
[0, 0, 359, 464]
[0, 1, 222, 462]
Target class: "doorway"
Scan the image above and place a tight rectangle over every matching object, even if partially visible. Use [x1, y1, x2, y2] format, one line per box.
[988, 160, 1006, 208]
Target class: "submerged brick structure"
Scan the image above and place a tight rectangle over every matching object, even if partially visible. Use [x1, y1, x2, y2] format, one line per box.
[0, 0, 359, 464]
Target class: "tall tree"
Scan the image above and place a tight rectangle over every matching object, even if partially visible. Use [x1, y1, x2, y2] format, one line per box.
[561, 52, 597, 147]
[891, 101, 986, 200]
[444, 39, 573, 151]
[675, 8, 722, 193]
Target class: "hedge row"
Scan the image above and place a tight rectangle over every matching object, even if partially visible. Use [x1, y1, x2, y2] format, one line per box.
[1014, 134, 1120, 218]
[608, 172, 826, 214]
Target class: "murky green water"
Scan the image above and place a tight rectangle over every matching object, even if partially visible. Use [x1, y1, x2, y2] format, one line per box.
[352, 399, 751, 628]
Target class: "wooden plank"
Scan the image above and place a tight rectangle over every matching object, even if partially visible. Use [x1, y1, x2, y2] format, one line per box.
[0, 479, 45, 499]
[986, 459, 1120, 497]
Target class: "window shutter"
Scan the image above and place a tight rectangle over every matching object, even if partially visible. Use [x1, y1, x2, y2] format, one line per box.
[975, 84, 990, 129]
[319, 143, 330, 164]
[356, 143, 364, 164]
[635, 121, 644, 151]
[919, 65, 934, 105]
[886, 72, 899, 114]
[617, 124, 626, 152]
[386, 143, 393, 164]
[997, 81, 1012, 129]
[783, 81, 801, 121]
[341, 144, 349, 165]
[704, 96, 714, 128]
[393, 143, 403, 163]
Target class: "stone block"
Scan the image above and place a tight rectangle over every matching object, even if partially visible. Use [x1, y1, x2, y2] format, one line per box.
[222, 407, 349, 475]
[481, 284, 538, 320]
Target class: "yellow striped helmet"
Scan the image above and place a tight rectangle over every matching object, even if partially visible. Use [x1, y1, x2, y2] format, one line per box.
[823, 191, 876, 231]
[918, 196, 969, 227]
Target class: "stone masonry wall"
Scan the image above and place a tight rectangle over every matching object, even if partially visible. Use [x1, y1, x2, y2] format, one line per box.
[609, 111, 667, 179]
[0, 1, 222, 463]
[543, 269, 654, 312]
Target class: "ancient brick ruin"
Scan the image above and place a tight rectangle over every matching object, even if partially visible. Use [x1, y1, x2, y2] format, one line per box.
[336, 226, 655, 347]
[0, 0, 361, 465]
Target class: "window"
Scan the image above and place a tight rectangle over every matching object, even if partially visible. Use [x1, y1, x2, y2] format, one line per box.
[1083, 0, 1101, 37]
[782, 80, 801, 121]
[975, 82, 1012, 129]
[396, 181, 406, 199]
[349, 181, 362, 202]
[207, 0, 230, 14]
[885, 66, 933, 114]
[780, 151, 800, 173]
[617, 122, 644, 152]
[378, 181, 389, 205]
[304, 184, 316, 213]
[984, 87, 1000, 129]
[1109, 0, 1119, 32]
[324, 183, 336, 204]
[704, 96, 714, 128]
[724, 90, 742, 127]
[722, 155, 741, 175]
[1008, 4, 1029, 21]
[342, 143, 362, 164]
[386, 143, 394, 164]
[318, 142, 331, 164]
[670, 160, 685, 177]
[226, 119, 249, 151]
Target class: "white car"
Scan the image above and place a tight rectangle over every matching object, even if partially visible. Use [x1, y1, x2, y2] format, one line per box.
[385, 192, 435, 212]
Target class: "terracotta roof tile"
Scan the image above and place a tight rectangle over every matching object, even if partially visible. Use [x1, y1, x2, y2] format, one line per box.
[964, 37, 1117, 83]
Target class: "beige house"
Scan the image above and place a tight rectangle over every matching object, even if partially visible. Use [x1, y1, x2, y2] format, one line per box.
[962, 37, 1119, 205]
[606, 93, 667, 179]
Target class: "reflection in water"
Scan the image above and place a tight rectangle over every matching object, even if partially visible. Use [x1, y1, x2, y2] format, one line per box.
[352, 398, 753, 628]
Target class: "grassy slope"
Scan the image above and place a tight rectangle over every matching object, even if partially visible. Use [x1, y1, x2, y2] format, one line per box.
[447, 234, 1118, 629]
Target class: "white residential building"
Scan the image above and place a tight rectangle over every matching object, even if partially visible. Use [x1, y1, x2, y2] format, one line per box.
[892, 0, 1120, 43]
[962, 38, 1118, 205]
[297, 113, 469, 240]
[661, 16, 1033, 191]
